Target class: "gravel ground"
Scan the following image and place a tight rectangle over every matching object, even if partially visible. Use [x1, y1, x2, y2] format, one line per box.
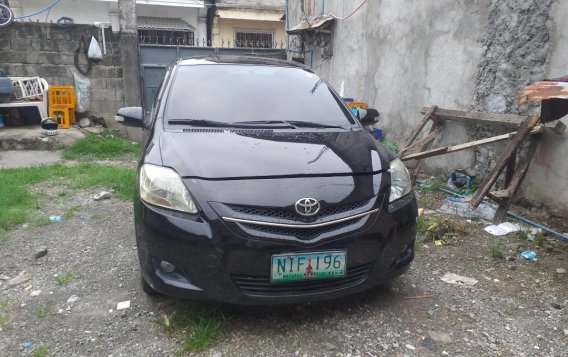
[0, 176, 567, 356]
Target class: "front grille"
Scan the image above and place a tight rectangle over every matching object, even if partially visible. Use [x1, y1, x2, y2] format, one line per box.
[233, 263, 372, 296]
[228, 199, 371, 221]
[240, 217, 363, 240]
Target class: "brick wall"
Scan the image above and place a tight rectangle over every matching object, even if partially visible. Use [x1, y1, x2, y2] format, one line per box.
[0, 22, 125, 123]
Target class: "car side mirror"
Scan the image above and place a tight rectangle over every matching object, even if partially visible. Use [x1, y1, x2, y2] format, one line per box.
[115, 107, 144, 127]
[357, 108, 380, 126]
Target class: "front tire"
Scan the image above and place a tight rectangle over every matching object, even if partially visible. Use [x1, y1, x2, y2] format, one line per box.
[141, 274, 160, 296]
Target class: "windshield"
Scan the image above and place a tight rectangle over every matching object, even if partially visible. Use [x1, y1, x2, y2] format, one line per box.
[164, 64, 355, 126]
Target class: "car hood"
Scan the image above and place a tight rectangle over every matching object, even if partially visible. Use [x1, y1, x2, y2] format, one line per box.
[159, 129, 387, 179]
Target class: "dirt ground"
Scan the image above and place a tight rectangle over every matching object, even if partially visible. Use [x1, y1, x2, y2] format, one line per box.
[0, 169, 567, 356]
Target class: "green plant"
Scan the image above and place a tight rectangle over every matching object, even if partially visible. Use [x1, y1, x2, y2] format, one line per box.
[417, 179, 446, 192]
[0, 163, 135, 232]
[488, 241, 503, 259]
[380, 139, 399, 155]
[419, 215, 470, 243]
[517, 228, 530, 241]
[0, 299, 9, 328]
[32, 346, 49, 357]
[63, 132, 141, 161]
[90, 213, 102, 220]
[158, 304, 224, 352]
[63, 205, 81, 220]
[55, 271, 81, 286]
[534, 231, 546, 247]
[32, 308, 50, 319]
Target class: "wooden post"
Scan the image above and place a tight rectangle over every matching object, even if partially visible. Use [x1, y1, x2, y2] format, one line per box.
[402, 106, 438, 151]
[410, 122, 444, 184]
[492, 136, 541, 223]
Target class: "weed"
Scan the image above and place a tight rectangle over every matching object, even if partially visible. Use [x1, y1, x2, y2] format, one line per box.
[380, 139, 399, 155]
[416, 179, 446, 192]
[63, 132, 141, 161]
[535, 231, 546, 247]
[55, 271, 81, 286]
[488, 241, 503, 259]
[0, 299, 9, 328]
[419, 215, 470, 243]
[416, 216, 430, 235]
[517, 228, 530, 241]
[32, 308, 50, 319]
[0, 163, 135, 232]
[158, 304, 224, 352]
[90, 213, 102, 220]
[32, 217, 52, 227]
[63, 205, 81, 220]
[32, 346, 49, 357]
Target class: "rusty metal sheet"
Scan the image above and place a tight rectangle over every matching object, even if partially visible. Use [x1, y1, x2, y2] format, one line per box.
[517, 81, 568, 105]
[287, 15, 334, 34]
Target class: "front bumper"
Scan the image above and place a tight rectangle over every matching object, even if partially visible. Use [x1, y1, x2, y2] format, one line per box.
[134, 194, 417, 305]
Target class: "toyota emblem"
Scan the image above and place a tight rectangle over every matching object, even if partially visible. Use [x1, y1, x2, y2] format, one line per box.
[295, 198, 320, 217]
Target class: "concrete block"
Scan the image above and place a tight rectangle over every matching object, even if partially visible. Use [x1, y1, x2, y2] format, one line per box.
[91, 66, 113, 78]
[90, 78, 123, 90]
[0, 51, 27, 63]
[92, 89, 120, 102]
[37, 65, 70, 78]
[10, 38, 35, 52]
[14, 65, 41, 77]
[0, 64, 16, 76]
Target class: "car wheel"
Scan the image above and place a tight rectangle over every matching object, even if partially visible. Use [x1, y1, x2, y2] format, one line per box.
[141, 275, 160, 296]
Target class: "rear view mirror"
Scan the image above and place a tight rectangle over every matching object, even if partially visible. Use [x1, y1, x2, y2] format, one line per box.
[115, 107, 144, 127]
[358, 108, 380, 126]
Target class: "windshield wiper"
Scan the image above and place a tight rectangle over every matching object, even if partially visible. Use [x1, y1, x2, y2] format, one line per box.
[233, 120, 297, 128]
[168, 119, 235, 127]
[287, 121, 347, 129]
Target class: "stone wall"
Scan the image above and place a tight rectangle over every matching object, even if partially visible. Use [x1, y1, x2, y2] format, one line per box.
[287, 0, 568, 216]
[0, 22, 124, 125]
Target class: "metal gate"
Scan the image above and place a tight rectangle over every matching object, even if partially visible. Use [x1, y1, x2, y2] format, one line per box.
[139, 45, 287, 109]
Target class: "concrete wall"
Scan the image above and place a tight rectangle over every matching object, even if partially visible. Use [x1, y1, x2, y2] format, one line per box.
[288, 0, 568, 216]
[0, 22, 124, 127]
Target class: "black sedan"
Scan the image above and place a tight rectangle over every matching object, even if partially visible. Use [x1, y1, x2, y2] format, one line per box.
[115, 56, 417, 304]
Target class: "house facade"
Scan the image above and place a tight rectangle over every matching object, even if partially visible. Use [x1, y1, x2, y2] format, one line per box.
[9, 0, 208, 45]
[212, 0, 285, 48]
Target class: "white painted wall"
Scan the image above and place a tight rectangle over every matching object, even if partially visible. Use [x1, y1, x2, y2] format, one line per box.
[14, 0, 203, 39]
[289, 0, 489, 173]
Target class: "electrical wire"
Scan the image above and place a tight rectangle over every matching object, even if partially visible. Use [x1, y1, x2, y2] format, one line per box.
[14, 0, 61, 19]
[329, 0, 368, 20]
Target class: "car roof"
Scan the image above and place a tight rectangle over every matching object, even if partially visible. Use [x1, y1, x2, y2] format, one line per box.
[178, 55, 308, 69]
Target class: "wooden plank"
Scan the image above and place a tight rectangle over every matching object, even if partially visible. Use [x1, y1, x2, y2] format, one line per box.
[493, 136, 540, 223]
[420, 107, 529, 128]
[400, 125, 544, 161]
[505, 149, 517, 188]
[399, 126, 443, 157]
[403, 106, 438, 149]
[471, 114, 540, 208]
[489, 189, 510, 199]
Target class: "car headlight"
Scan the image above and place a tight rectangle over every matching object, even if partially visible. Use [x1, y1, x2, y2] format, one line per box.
[139, 164, 197, 213]
[389, 158, 412, 203]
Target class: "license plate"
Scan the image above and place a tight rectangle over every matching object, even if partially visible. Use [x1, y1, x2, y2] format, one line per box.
[271, 251, 346, 283]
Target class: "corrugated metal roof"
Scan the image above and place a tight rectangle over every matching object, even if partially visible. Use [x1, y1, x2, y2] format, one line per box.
[287, 14, 334, 34]
[137, 16, 195, 30]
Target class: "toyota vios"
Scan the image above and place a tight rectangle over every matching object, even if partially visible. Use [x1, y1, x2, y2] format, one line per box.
[115, 56, 417, 304]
